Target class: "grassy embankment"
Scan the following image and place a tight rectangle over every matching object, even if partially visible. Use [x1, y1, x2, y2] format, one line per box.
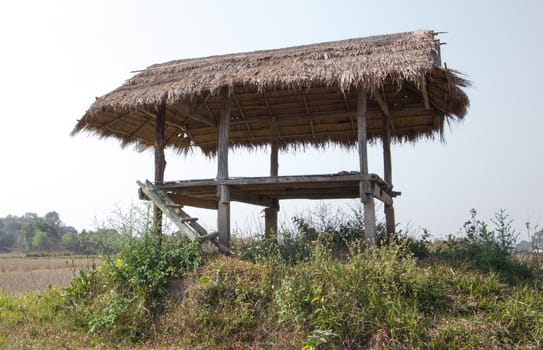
[0, 236, 542, 349]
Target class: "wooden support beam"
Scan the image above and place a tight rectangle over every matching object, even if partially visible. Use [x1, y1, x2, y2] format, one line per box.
[264, 93, 274, 117]
[266, 117, 280, 237]
[270, 117, 279, 177]
[382, 103, 396, 234]
[233, 91, 247, 119]
[309, 120, 316, 139]
[264, 205, 278, 236]
[373, 90, 396, 131]
[154, 104, 166, 182]
[357, 88, 376, 243]
[342, 91, 351, 112]
[301, 91, 311, 115]
[217, 87, 231, 249]
[421, 76, 431, 110]
[154, 103, 167, 240]
[382, 112, 393, 187]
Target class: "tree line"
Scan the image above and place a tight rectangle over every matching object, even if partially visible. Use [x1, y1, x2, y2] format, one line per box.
[0, 211, 123, 254]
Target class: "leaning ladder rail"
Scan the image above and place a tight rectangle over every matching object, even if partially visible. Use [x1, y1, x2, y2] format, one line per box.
[137, 180, 229, 254]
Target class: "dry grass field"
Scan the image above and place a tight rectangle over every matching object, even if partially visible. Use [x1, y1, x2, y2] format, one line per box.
[0, 254, 99, 294]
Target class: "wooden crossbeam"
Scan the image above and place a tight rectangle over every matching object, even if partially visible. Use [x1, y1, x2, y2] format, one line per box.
[171, 103, 216, 127]
[99, 111, 131, 128]
[204, 100, 215, 122]
[127, 118, 150, 139]
[140, 108, 199, 146]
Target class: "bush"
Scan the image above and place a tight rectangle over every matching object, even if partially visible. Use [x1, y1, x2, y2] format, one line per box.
[273, 241, 450, 349]
[64, 233, 205, 341]
[238, 204, 374, 265]
[433, 209, 535, 284]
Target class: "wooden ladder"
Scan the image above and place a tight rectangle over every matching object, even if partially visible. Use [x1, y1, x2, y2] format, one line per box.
[137, 180, 229, 254]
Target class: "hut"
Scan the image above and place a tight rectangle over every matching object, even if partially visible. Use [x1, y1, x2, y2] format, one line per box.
[72, 30, 469, 253]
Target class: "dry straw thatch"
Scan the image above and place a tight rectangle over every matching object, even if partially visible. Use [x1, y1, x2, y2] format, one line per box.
[72, 30, 469, 156]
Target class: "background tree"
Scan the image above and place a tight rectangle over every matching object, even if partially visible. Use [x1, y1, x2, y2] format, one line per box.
[45, 211, 62, 227]
[32, 231, 51, 252]
[61, 232, 81, 253]
[0, 220, 16, 251]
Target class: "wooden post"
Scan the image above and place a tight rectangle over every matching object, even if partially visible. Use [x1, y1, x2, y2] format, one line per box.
[357, 88, 376, 243]
[382, 113, 396, 235]
[217, 87, 231, 249]
[153, 103, 166, 241]
[265, 119, 279, 237]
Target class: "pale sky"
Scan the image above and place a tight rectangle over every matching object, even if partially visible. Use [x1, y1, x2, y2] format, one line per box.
[0, 0, 541, 240]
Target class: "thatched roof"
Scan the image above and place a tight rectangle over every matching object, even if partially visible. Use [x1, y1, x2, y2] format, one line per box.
[72, 30, 469, 156]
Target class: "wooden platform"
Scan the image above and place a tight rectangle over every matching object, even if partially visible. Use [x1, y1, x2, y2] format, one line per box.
[152, 172, 398, 210]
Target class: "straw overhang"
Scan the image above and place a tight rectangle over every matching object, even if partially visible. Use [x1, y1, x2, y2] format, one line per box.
[72, 30, 469, 156]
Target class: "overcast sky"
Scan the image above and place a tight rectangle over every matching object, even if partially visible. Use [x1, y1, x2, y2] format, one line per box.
[0, 0, 541, 240]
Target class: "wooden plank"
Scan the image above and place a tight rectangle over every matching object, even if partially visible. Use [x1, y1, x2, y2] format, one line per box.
[167, 193, 218, 209]
[357, 88, 376, 243]
[229, 188, 275, 207]
[224, 174, 370, 186]
[161, 179, 218, 188]
[160, 173, 383, 188]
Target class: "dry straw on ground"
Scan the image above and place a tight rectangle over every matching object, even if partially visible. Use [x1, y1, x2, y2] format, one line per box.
[0, 256, 98, 294]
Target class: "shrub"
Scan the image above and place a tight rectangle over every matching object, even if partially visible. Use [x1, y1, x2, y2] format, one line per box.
[238, 204, 376, 265]
[273, 241, 452, 349]
[64, 233, 205, 341]
[433, 209, 534, 284]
